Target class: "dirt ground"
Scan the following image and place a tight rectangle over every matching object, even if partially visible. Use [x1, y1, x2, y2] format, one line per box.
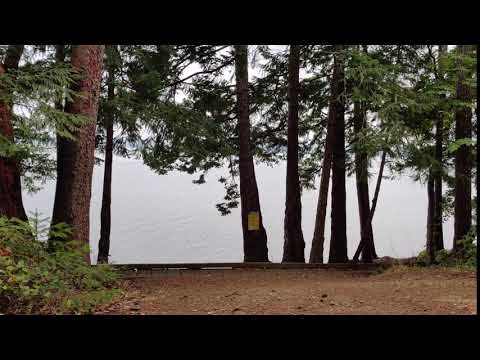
[96, 267, 477, 315]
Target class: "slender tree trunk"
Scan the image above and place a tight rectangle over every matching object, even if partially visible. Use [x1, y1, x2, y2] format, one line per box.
[309, 89, 336, 263]
[97, 46, 116, 264]
[329, 45, 348, 263]
[432, 116, 444, 251]
[234, 45, 269, 262]
[353, 101, 377, 262]
[54, 45, 66, 112]
[51, 45, 104, 264]
[0, 45, 27, 221]
[432, 44, 447, 252]
[453, 45, 473, 252]
[426, 172, 435, 262]
[353, 151, 387, 262]
[47, 46, 67, 250]
[282, 45, 305, 263]
[477, 80, 479, 242]
[354, 45, 377, 261]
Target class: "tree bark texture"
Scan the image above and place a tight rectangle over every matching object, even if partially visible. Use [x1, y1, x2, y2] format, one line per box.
[234, 45, 269, 262]
[282, 45, 305, 262]
[0, 45, 27, 221]
[309, 85, 336, 263]
[353, 101, 377, 262]
[453, 45, 473, 252]
[97, 46, 116, 264]
[432, 44, 447, 252]
[426, 172, 435, 262]
[51, 45, 104, 263]
[353, 151, 387, 262]
[329, 45, 348, 263]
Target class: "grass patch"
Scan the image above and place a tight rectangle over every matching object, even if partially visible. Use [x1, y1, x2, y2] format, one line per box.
[385, 264, 476, 274]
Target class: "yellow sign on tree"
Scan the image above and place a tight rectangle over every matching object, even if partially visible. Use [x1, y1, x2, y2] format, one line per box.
[247, 211, 260, 231]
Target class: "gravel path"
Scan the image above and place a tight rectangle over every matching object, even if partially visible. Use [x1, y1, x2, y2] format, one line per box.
[96, 267, 477, 315]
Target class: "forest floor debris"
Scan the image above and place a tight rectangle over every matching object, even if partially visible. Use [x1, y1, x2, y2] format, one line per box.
[96, 266, 476, 315]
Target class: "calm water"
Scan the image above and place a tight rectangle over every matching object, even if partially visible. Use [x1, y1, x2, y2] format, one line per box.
[23, 156, 455, 264]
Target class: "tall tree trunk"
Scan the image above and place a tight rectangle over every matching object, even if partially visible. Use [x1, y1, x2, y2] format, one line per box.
[309, 82, 336, 263]
[234, 45, 269, 262]
[54, 45, 66, 112]
[426, 171, 435, 262]
[453, 45, 473, 252]
[51, 45, 104, 264]
[0, 45, 27, 221]
[328, 45, 348, 263]
[282, 45, 305, 262]
[477, 80, 479, 242]
[97, 46, 116, 264]
[47, 45, 67, 250]
[353, 151, 387, 262]
[432, 44, 447, 252]
[353, 101, 377, 262]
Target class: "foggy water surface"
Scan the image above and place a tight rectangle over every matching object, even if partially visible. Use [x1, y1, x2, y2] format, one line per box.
[23, 156, 455, 264]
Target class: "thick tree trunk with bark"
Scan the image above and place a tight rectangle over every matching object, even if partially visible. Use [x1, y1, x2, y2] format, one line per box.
[329, 45, 348, 263]
[432, 44, 447, 252]
[309, 89, 336, 263]
[51, 45, 104, 263]
[0, 45, 27, 220]
[426, 172, 435, 262]
[353, 102, 377, 262]
[282, 45, 305, 263]
[453, 45, 473, 252]
[234, 45, 269, 262]
[97, 46, 116, 264]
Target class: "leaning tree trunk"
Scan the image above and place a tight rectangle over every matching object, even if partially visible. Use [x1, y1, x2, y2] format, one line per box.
[282, 45, 305, 263]
[51, 45, 104, 264]
[234, 45, 269, 262]
[353, 101, 377, 263]
[432, 44, 447, 252]
[328, 45, 348, 263]
[0, 45, 27, 221]
[453, 45, 473, 252]
[309, 84, 336, 263]
[97, 46, 116, 264]
[426, 172, 435, 263]
[353, 151, 387, 262]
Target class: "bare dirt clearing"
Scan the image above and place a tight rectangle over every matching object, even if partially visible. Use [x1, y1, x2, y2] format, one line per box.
[96, 267, 476, 315]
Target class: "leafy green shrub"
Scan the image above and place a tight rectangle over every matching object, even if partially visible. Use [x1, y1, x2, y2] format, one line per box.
[414, 227, 477, 270]
[434, 249, 450, 264]
[453, 227, 477, 268]
[0, 216, 120, 314]
[415, 249, 429, 266]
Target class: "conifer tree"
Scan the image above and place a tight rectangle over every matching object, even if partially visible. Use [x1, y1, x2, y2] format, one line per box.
[453, 45, 475, 252]
[329, 45, 348, 263]
[234, 45, 269, 262]
[51, 45, 104, 261]
[0, 45, 27, 220]
[283, 45, 305, 262]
